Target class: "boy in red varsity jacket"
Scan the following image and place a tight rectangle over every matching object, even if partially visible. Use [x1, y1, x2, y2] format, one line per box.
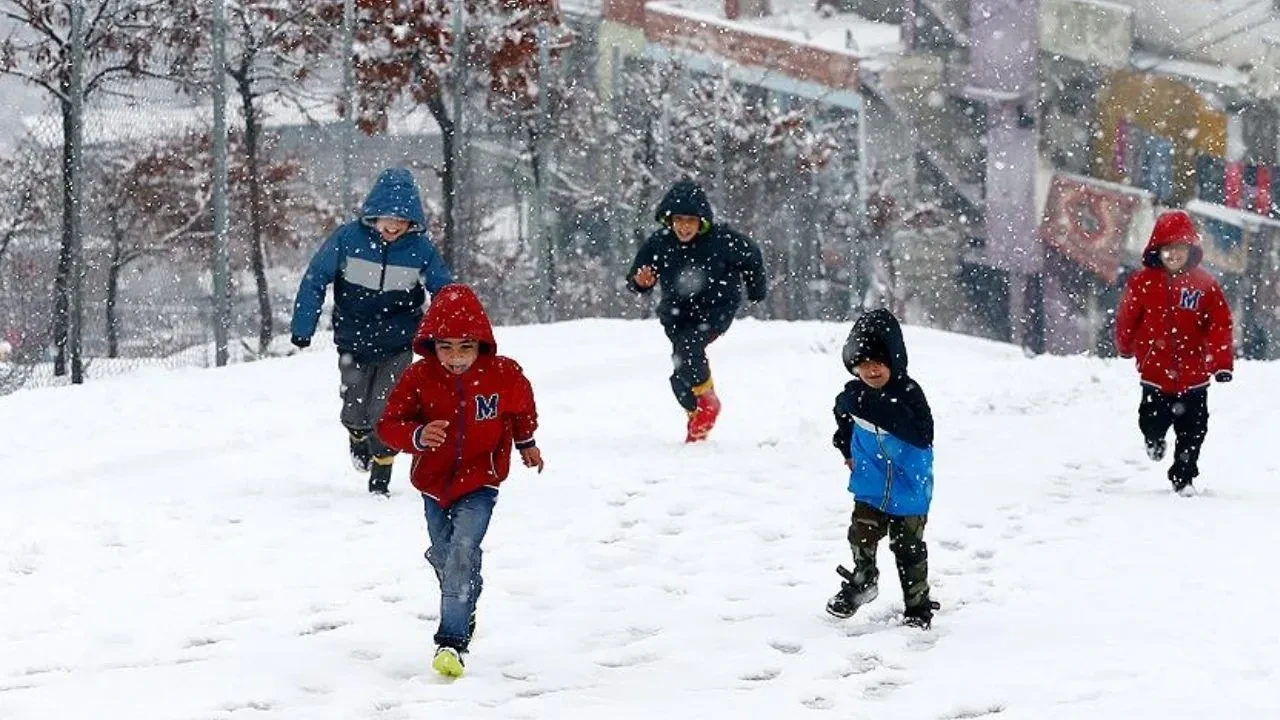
[1115, 210, 1234, 495]
[377, 284, 543, 677]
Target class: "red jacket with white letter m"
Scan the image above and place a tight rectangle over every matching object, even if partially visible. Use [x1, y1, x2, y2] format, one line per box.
[1115, 211, 1234, 395]
[377, 284, 538, 507]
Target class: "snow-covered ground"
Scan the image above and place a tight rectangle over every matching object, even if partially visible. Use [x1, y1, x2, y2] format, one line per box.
[2, 319, 1278, 719]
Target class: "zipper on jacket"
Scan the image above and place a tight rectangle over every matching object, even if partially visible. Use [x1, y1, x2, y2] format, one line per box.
[875, 428, 893, 512]
[1165, 276, 1183, 383]
[379, 242, 389, 291]
[449, 376, 466, 483]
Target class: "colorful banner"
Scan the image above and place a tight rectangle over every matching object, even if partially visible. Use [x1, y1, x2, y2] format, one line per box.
[1038, 173, 1144, 284]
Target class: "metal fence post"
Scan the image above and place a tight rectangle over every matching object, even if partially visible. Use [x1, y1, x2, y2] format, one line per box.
[68, 0, 85, 383]
[211, 0, 231, 366]
[341, 0, 355, 213]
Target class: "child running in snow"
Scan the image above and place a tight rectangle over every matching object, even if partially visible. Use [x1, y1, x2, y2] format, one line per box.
[625, 177, 768, 442]
[377, 284, 543, 678]
[827, 309, 938, 629]
[290, 168, 452, 495]
[1115, 209, 1234, 496]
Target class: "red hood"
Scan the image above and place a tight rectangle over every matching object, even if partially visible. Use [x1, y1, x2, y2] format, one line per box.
[413, 284, 497, 356]
[1142, 210, 1203, 269]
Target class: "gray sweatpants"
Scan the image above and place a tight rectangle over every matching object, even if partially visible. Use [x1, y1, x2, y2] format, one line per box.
[339, 350, 413, 458]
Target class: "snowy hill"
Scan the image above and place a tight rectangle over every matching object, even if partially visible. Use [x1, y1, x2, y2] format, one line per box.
[2, 319, 1278, 719]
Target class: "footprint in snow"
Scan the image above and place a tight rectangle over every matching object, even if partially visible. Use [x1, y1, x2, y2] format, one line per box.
[769, 640, 802, 655]
[740, 668, 781, 682]
[864, 676, 908, 698]
[300, 619, 348, 635]
[941, 704, 1008, 719]
[802, 695, 835, 710]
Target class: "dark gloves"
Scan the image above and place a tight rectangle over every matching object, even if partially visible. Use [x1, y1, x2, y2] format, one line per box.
[291, 335, 311, 349]
[1214, 370, 1232, 383]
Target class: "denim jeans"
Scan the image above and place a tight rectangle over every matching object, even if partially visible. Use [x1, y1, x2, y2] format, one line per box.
[423, 487, 498, 649]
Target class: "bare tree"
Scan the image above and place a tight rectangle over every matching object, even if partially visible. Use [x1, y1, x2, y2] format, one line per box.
[0, 0, 196, 375]
[342, 0, 570, 272]
[168, 0, 336, 354]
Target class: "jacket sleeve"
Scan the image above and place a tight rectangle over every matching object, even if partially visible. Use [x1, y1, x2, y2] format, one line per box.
[897, 380, 934, 449]
[290, 230, 342, 341]
[626, 234, 662, 294]
[376, 362, 431, 454]
[831, 387, 856, 459]
[735, 231, 768, 303]
[504, 361, 539, 449]
[1202, 279, 1235, 373]
[419, 234, 454, 294]
[1114, 273, 1144, 359]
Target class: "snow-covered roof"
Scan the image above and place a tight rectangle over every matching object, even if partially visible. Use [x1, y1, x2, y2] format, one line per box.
[1130, 51, 1249, 90]
[1186, 199, 1280, 231]
[647, 0, 901, 59]
[19, 93, 439, 149]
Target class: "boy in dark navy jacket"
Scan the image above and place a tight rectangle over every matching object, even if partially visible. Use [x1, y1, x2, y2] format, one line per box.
[625, 177, 768, 442]
[291, 168, 453, 494]
[827, 309, 938, 629]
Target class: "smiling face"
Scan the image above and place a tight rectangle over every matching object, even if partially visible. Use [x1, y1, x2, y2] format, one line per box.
[856, 359, 891, 389]
[671, 215, 701, 243]
[374, 216, 412, 243]
[1160, 243, 1191, 273]
[435, 338, 480, 374]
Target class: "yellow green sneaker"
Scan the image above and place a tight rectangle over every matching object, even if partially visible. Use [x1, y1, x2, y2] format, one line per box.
[432, 646, 465, 678]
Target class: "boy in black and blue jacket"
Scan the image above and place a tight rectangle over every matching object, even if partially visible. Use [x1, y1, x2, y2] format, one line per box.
[827, 309, 938, 629]
[291, 168, 453, 495]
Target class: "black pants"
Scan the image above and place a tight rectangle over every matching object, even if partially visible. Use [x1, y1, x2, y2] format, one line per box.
[662, 310, 735, 412]
[1139, 385, 1209, 484]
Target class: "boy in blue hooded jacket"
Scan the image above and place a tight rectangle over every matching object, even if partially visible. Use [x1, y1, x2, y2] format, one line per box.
[827, 308, 938, 629]
[291, 168, 453, 495]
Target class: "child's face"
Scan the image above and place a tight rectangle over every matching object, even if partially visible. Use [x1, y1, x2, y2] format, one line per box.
[1160, 243, 1191, 272]
[671, 215, 701, 243]
[435, 338, 480, 374]
[856, 359, 891, 389]
[375, 216, 411, 243]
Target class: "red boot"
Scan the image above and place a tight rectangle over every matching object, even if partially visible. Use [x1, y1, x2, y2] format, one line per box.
[686, 385, 721, 442]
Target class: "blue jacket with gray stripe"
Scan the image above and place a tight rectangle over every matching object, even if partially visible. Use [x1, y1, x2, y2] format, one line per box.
[291, 169, 453, 361]
[833, 310, 935, 517]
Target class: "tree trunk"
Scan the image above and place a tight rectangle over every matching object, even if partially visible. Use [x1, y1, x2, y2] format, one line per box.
[106, 229, 122, 358]
[237, 75, 273, 356]
[426, 93, 457, 273]
[53, 98, 74, 377]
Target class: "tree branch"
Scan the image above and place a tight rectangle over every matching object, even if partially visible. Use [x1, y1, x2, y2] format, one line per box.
[0, 66, 65, 101]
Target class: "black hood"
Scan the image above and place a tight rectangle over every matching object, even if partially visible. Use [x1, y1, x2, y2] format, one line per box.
[654, 178, 714, 225]
[842, 308, 909, 377]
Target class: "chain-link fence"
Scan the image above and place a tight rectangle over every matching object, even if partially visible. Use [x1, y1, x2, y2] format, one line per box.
[0, 0, 962, 397]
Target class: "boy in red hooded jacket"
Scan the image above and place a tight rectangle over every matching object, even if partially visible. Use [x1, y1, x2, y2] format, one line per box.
[377, 284, 543, 677]
[1115, 210, 1234, 495]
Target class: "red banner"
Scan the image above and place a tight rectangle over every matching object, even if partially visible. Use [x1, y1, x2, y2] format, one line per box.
[1038, 174, 1144, 284]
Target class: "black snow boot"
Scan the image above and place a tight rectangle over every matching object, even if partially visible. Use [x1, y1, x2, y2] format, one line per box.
[1145, 436, 1167, 462]
[903, 599, 940, 629]
[825, 565, 879, 619]
[368, 458, 392, 495]
[349, 430, 372, 473]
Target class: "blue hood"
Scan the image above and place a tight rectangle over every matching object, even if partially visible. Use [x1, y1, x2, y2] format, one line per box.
[360, 168, 428, 233]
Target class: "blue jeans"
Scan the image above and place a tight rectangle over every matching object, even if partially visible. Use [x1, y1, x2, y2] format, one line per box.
[423, 487, 498, 649]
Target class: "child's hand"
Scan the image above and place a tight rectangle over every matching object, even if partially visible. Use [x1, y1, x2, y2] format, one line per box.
[520, 447, 544, 473]
[420, 420, 450, 449]
[844, 458, 854, 470]
[633, 266, 657, 288]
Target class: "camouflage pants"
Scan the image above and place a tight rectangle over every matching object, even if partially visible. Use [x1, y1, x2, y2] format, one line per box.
[847, 501, 931, 612]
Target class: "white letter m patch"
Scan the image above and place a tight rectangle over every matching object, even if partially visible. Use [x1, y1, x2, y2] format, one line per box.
[475, 394, 499, 421]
